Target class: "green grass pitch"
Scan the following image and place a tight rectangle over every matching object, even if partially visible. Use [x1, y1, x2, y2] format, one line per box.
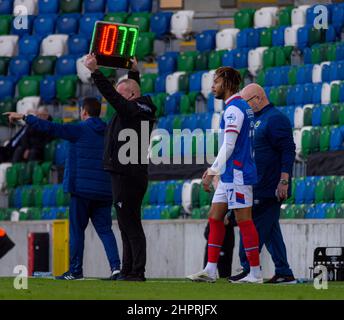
[0, 278, 344, 300]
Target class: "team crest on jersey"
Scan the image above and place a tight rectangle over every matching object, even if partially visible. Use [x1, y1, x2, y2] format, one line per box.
[254, 120, 261, 129]
[246, 109, 254, 117]
[226, 113, 236, 124]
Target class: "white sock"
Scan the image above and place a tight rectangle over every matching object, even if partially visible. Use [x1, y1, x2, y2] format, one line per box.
[250, 266, 262, 278]
[204, 262, 217, 277]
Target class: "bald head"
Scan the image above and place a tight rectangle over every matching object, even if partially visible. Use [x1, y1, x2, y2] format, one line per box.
[241, 83, 270, 113]
[116, 79, 141, 101]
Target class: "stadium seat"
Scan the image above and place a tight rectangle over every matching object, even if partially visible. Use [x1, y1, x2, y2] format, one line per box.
[41, 34, 68, 57]
[272, 26, 286, 46]
[84, 0, 105, 13]
[234, 8, 255, 30]
[38, 0, 59, 14]
[33, 14, 56, 36]
[0, 35, 18, 56]
[312, 64, 322, 83]
[16, 96, 40, 113]
[329, 126, 343, 151]
[215, 28, 239, 51]
[284, 25, 301, 46]
[157, 52, 178, 75]
[0, 76, 15, 99]
[0, 0, 13, 14]
[170, 10, 194, 39]
[154, 74, 167, 93]
[294, 178, 305, 204]
[60, 0, 81, 13]
[291, 5, 310, 26]
[40, 75, 57, 102]
[321, 83, 331, 105]
[194, 52, 208, 71]
[177, 52, 196, 72]
[319, 126, 331, 152]
[56, 75, 78, 103]
[56, 13, 80, 34]
[277, 6, 293, 26]
[237, 28, 260, 49]
[140, 73, 157, 94]
[0, 14, 12, 35]
[55, 55, 76, 76]
[8, 55, 30, 80]
[32, 55, 56, 75]
[189, 71, 205, 92]
[104, 12, 128, 23]
[135, 32, 154, 60]
[294, 106, 304, 129]
[249, 47, 268, 75]
[11, 14, 35, 36]
[18, 35, 41, 58]
[254, 6, 278, 28]
[126, 12, 150, 32]
[130, 0, 152, 12]
[150, 11, 172, 39]
[201, 70, 215, 98]
[67, 34, 88, 57]
[79, 13, 104, 39]
[196, 30, 217, 52]
[13, 0, 37, 15]
[164, 92, 182, 115]
[0, 56, 10, 75]
[208, 50, 225, 70]
[107, 0, 129, 12]
[334, 178, 344, 203]
[0, 163, 12, 190]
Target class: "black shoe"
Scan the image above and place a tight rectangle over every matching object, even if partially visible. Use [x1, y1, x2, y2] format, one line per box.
[55, 271, 84, 280]
[0, 234, 15, 259]
[227, 270, 249, 283]
[124, 273, 146, 282]
[265, 275, 297, 284]
[109, 269, 121, 280]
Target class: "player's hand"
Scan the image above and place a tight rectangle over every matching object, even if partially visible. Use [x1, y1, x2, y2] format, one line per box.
[277, 183, 288, 201]
[202, 169, 214, 193]
[2, 112, 24, 123]
[84, 53, 99, 73]
[130, 57, 139, 72]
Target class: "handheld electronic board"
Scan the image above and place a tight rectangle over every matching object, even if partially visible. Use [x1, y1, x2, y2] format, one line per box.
[90, 21, 139, 69]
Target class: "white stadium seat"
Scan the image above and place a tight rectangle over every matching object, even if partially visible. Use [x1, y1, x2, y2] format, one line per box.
[321, 83, 331, 105]
[254, 7, 278, 28]
[294, 106, 304, 129]
[248, 47, 268, 76]
[201, 70, 216, 98]
[291, 5, 311, 26]
[214, 97, 224, 112]
[16, 96, 40, 114]
[0, 35, 19, 57]
[13, 0, 37, 15]
[211, 112, 222, 130]
[41, 34, 68, 57]
[293, 129, 302, 160]
[312, 64, 322, 83]
[76, 55, 92, 84]
[284, 25, 302, 47]
[182, 180, 192, 213]
[11, 209, 20, 222]
[165, 71, 186, 95]
[0, 163, 12, 191]
[170, 10, 194, 39]
[215, 28, 239, 51]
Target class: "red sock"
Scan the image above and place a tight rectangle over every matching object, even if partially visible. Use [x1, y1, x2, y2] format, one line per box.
[238, 220, 260, 267]
[207, 218, 226, 263]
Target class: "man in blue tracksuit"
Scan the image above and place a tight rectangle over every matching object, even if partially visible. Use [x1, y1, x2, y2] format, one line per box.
[229, 83, 297, 284]
[5, 98, 121, 280]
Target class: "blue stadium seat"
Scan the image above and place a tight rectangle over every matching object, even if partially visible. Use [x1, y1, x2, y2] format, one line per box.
[84, 0, 105, 13]
[165, 92, 182, 115]
[42, 186, 53, 207]
[157, 181, 167, 205]
[14, 187, 22, 209]
[312, 84, 322, 104]
[297, 26, 310, 50]
[157, 52, 178, 75]
[18, 35, 41, 58]
[38, 0, 59, 14]
[11, 15, 35, 36]
[332, 5, 344, 35]
[303, 47, 312, 65]
[340, 83, 344, 102]
[272, 26, 286, 47]
[189, 71, 205, 92]
[304, 205, 315, 219]
[337, 61, 344, 80]
[311, 104, 322, 126]
[306, 6, 318, 26]
[33, 14, 57, 36]
[326, 25, 337, 43]
[40, 76, 57, 103]
[264, 86, 271, 99]
[223, 48, 249, 69]
[330, 127, 343, 151]
[314, 204, 327, 219]
[280, 66, 291, 85]
[0, 0, 13, 14]
[150, 12, 173, 39]
[173, 181, 183, 205]
[0, 76, 15, 100]
[237, 28, 260, 49]
[286, 86, 296, 105]
[197, 113, 212, 131]
[79, 13, 104, 39]
[149, 183, 159, 204]
[294, 178, 305, 204]
[207, 93, 215, 113]
[337, 44, 344, 61]
[55, 140, 68, 165]
[55, 55, 76, 76]
[304, 177, 317, 204]
[264, 69, 274, 87]
[107, 0, 129, 12]
[296, 65, 313, 84]
[8, 56, 31, 81]
[130, 0, 152, 12]
[154, 74, 167, 93]
[56, 13, 80, 34]
[68, 34, 89, 56]
[322, 64, 331, 83]
[271, 68, 285, 87]
[284, 106, 296, 127]
[182, 114, 198, 131]
[196, 30, 217, 52]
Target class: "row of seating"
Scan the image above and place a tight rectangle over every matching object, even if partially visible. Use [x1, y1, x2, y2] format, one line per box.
[141, 205, 182, 220]
[281, 203, 344, 219]
[0, 0, 154, 15]
[0, 206, 69, 221]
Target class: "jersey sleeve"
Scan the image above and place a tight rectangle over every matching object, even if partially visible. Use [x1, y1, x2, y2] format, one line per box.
[223, 105, 245, 134]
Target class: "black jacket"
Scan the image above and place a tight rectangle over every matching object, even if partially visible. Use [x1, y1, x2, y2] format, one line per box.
[91, 69, 156, 177]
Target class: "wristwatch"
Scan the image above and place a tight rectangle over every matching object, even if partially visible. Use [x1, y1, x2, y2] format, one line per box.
[22, 114, 27, 122]
[279, 179, 289, 185]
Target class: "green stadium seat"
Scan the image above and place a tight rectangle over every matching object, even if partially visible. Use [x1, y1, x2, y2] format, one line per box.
[325, 207, 336, 219]
[319, 126, 331, 152]
[178, 73, 189, 93]
[16, 162, 26, 186]
[32, 165, 44, 185]
[103, 103, 116, 122]
[199, 185, 213, 207]
[60, 0, 82, 13]
[34, 186, 43, 207]
[6, 166, 17, 189]
[165, 184, 175, 205]
[0, 99, 15, 125]
[309, 27, 322, 46]
[301, 128, 312, 157]
[260, 28, 273, 47]
[288, 66, 298, 85]
[172, 115, 183, 130]
[23, 161, 37, 185]
[256, 69, 265, 87]
[311, 127, 320, 153]
[275, 47, 287, 66]
[126, 13, 151, 32]
[141, 73, 157, 94]
[269, 87, 287, 106]
[32, 56, 56, 75]
[208, 50, 225, 70]
[234, 9, 255, 30]
[21, 187, 35, 207]
[0, 15, 12, 35]
[334, 178, 344, 203]
[99, 66, 116, 78]
[104, 13, 128, 24]
[191, 180, 201, 209]
[315, 177, 335, 203]
[326, 43, 337, 61]
[56, 75, 78, 103]
[238, 69, 248, 89]
[112, 206, 117, 220]
[142, 184, 151, 206]
[303, 106, 313, 126]
[282, 46, 293, 64]
[322, 105, 339, 126]
[339, 104, 344, 126]
[17, 76, 41, 98]
[180, 94, 191, 114]
[165, 205, 181, 219]
[151, 93, 166, 117]
[136, 32, 155, 60]
[0, 57, 10, 75]
[311, 47, 322, 64]
[192, 208, 201, 219]
[56, 186, 70, 206]
[336, 205, 344, 219]
[41, 161, 52, 184]
[331, 83, 341, 103]
[277, 6, 293, 26]
[178, 52, 196, 72]
[29, 207, 42, 220]
[263, 48, 275, 69]
[200, 205, 210, 219]
[44, 141, 57, 162]
[195, 52, 208, 71]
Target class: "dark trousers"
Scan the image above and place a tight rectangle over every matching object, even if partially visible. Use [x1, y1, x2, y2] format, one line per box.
[111, 174, 148, 275]
[239, 198, 293, 276]
[203, 222, 235, 278]
[69, 195, 120, 275]
[12, 146, 44, 162]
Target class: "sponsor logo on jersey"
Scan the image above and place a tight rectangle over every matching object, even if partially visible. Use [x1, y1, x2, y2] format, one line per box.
[226, 113, 236, 124]
[254, 120, 261, 129]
